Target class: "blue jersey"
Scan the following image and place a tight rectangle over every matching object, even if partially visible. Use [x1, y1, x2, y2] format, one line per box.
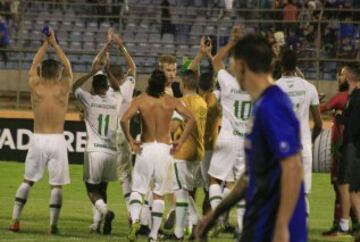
[242, 85, 307, 242]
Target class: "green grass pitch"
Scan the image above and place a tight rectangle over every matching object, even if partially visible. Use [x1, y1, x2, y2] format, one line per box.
[0, 161, 353, 242]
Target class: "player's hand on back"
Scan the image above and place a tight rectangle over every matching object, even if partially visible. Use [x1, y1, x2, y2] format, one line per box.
[130, 140, 142, 155]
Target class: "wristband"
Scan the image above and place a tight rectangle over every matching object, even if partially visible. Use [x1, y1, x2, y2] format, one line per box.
[120, 46, 127, 55]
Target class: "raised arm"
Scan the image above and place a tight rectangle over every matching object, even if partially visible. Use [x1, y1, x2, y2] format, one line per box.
[93, 29, 112, 68]
[272, 154, 303, 242]
[48, 29, 73, 86]
[112, 33, 136, 77]
[188, 36, 208, 73]
[212, 25, 244, 72]
[121, 97, 141, 153]
[29, 40, 49, 85]
[72, 60, 101, 93]
[172, 99, 194, 154]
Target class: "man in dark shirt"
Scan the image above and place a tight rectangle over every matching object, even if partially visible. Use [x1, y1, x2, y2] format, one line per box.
[336, 64, 360, 235]
[196, 34, 307, 242]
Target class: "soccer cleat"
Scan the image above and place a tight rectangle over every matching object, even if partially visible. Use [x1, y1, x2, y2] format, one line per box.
[128, 221, 141, 242]
[322, 225, 351, 237]
[208, 223, 225, 238]
[223, 222, 236, 234]
[49, 225, 60, 235]
[9, 221, 20, 232]
[89, 223, 101, 234]
[137, 224, 150, 236]
[164, 208, 176, 230]
[163, 233, 184, 241]
[103, 211, 115, 235]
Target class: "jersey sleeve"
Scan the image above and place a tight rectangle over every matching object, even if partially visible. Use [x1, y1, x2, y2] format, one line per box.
[217, 69, 236, 94]
[120, 76, 136, 103]
[260, 100, 301, 161]
[309, 83, 320, 106]
[74, 88, 92, 107]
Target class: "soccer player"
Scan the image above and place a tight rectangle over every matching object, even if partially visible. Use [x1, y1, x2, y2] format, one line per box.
[159, 54, 182, 98]
[196, 34, 307, 242]
[188, 37, 221, 215]
[276, 49, 323, 216]
[166, 70, 207, 240]
[121, 70, 194, 242]
[207, 26, 250, 236]
[105, 32, 136, 219]
[72, 33, 120, 235]
[9, 29, 73, 234]
[320, 68, 351, 235]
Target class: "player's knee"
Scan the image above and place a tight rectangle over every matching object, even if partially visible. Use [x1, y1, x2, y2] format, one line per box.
[50, 185, 62, 190]
[209, 176, 221, 185]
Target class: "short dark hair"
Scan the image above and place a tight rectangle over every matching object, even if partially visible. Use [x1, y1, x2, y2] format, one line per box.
[281, 49, 297, 72]
[146, 70, 166, 98]
[41, 59, 62, 79]
[182, 69, 198, 90]
[198, 72, 214, 91]
[108, 64, 124, 80]
[232, 34, 273, 74]
[92, 74, 108, 92]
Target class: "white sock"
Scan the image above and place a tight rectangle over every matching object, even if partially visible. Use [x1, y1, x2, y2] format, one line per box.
[174, 189, 188, 238]
[188, 196, 199, 226]
[140, 200, 151, 227]
[236, 199, 246, 232]
[49, 187, 62, 226]
[95, 199, 108, 216]
[92, 205, 102, 226]
[305, 194, 310, 217]
[339, 218, 349, 231]
[12, 182, 31, 221]
[149, 199, 164, 240]
[209, 184, 222, 210]
[122, 177, 132, 211]
[129, 192, 143, 223]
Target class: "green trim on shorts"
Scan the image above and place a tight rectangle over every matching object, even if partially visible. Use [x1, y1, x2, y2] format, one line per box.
[209, 196, 222, 202]
[174, 163, 182, 189]
[176, 202, 188, 207]
[151, 212, 163, 218]
[130, 199, 143, 205]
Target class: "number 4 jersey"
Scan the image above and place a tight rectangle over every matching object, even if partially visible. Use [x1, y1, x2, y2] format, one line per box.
[217, 69, 251, 137]
[75, 88, 123, 154]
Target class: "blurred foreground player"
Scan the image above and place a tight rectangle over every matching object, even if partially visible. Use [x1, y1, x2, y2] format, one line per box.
[9, 29, 73, 234]
[121, 70, 194, 242]
[196, 34, 307, 242]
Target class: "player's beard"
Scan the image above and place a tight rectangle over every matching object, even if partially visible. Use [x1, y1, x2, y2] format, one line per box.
[338, 81, 349, 92]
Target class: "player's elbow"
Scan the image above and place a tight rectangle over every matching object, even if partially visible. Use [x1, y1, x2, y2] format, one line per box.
[282, 155, 303, 182]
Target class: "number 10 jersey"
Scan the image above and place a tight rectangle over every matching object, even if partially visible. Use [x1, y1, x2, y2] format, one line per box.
[75, 88, 123, 154]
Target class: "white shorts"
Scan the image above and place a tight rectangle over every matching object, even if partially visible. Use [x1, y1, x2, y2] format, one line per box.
[132, 142, 172, 196]
[116, 140, 132, 182]
[208, 132, 245, 182]
[84, 151, 118, 184]
[302, 143, 312, 194]
[24, 134, 70, 186]
[173, 160, 201, 191]
[200, 151, 213, 190]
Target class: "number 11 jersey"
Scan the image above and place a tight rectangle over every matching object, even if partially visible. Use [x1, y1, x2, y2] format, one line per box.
[75, 88, 123, 154]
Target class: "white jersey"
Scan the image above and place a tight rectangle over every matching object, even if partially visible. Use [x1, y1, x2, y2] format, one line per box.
[217, 69, 252, 137]
[108, 76, 136, 146]
[276, 76, 319, 145]
[75, 88, 123, 154]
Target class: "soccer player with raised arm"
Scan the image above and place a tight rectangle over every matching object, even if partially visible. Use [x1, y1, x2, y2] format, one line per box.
[72, 30, 122, 235]
[207, 26, 251, 236]
[196, 34, 307, 242]
[9, 29, 73, 234]
[276, 49, 323, 216]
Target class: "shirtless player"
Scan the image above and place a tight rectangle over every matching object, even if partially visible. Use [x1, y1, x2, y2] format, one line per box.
[121, 70, 194, 242]
[9, 29, 73, 234]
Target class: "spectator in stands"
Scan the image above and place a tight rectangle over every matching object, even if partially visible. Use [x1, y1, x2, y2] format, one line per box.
[161, 0, 174, 37]
[9, 0, 20, 30]
[323, 26, 337, 57]
[283, 0, 299, 22]
[286, 29, 301, 53]
[298, 2, 312, 30]
[0, 0, 11, 23]
[337, 36, 355, 59]
[0, 15, 9, 64]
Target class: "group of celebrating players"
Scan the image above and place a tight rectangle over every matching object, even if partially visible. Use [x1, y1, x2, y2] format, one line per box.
[7, 23, 337, 242]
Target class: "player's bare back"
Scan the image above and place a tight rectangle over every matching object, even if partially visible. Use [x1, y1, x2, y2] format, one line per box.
[31, 77, 70, 134]
[137, 93, 177, 144]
